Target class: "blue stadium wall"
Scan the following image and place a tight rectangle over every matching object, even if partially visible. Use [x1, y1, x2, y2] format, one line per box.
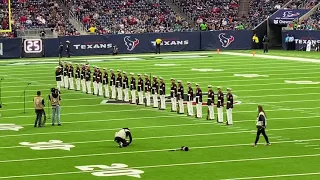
[0, 30, 253, 59]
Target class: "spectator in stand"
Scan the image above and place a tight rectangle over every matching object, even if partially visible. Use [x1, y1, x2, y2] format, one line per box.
[88, 25, 97, 34]
[200, 22, 207, 31]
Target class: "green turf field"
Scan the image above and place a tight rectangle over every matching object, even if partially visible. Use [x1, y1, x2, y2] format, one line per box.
[0, 50, 319, 180]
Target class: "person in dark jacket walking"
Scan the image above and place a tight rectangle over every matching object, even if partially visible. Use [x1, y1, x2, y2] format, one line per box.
[254, 105, 271, 147]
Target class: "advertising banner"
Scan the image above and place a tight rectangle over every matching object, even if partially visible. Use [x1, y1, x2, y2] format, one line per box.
[0, 38, 21, 59]
[282, 30, 320, 50]
[269, 9, 310, 25]
[201, 30, 252, 50]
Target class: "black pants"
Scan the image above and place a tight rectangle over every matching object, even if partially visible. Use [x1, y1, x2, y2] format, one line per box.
[254, 127, 269, 144]
[156, 44, 160, 54]
[114, 137, 129, 147]
[263, 43, 268, 53]
[66, 49, 70, 58]
[34, 109, 43, 127]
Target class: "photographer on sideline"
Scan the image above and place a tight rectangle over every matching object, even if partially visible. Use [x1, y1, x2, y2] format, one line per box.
[34, 91, 45, 127]
[49, 88, 62, 126]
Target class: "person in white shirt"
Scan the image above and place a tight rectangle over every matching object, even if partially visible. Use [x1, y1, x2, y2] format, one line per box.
[114, 128, 132, 148]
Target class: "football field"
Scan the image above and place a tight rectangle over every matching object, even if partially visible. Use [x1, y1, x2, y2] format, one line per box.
[0, 50, 319, 180]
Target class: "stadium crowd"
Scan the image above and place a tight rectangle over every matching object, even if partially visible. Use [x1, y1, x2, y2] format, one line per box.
[67, 0, 195, 34]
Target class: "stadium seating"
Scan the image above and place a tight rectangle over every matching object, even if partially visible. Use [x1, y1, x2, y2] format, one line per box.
[172, 0, 244, 30]
[68, 0, 193, 34]
[5, 0, 77, 36]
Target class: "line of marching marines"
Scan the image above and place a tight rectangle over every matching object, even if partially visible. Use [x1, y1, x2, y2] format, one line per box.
[55, 62, 234, 125]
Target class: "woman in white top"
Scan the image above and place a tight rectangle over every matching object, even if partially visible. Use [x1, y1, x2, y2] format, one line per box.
[254, 105, 271, 147]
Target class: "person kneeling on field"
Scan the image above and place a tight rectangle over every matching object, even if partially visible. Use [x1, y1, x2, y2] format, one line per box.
[114, 128, 132, 148]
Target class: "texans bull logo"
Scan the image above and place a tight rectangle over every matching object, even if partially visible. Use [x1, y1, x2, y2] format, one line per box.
[218, 33, 234, 48]
[124, 36, 139, 51]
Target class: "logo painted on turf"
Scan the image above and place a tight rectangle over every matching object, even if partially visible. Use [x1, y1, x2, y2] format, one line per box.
[0, 124, 23, 131]
[19, 140, 75, 151]
[75, 164, 144, 178]
[218, 33, 234, 48]
[124, 36, 139, 51]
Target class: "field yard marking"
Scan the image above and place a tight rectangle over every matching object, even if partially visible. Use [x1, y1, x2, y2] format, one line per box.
[2, 92, 320, 102]
[2, 107, 320, 120]
[0, 124, 319, 141]
[221, 172, 320, 180]
[3, 71, 320, 82]
[0, 152, 320, 179]
[221, 52, 320, 63]
[305, 145, 319, 147]
[2, 59, 316, 72]
[0, 109, 152, 119]
[276, 138, 291, 141]
[2, 74, 320, 85]
[9, 114, 320, 128]
[0, 138, 320, 164]
[295, 142, 310, 145]
[3, 86, 320, 95]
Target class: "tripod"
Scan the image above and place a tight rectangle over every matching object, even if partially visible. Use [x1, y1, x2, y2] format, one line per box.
[0, 78, 3, 107]
[20, 83, 31, 114]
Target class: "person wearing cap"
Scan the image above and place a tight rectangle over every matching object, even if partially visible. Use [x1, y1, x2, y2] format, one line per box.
[63, 62, 69, 89]
[96, 68, 103, 96]
[81, 64, 86, 93]
[177, 80, 184, 114]
[137, 74, 144, 105]
[217, 87, 224, 123]
[85, 65, 92, 94]
[186, 82, 194, 116]
[130, 73, 137, 104]
[170, 78, 177, 112]
[116, 70, 123, 101]
[68, 63, 75, 90]
[92, 66, 98, 95]
[144, 74, 151, 106]
[55, 66, 63, 91]
[110, 69, 116, 99]
[195, 84, 202, 118]
[113, 45, 118, 55]
[123, 72, 129, 102]
[207, 85, 215, 120]
[103, 68, 109, 98]
[151, 76, 159, 108]
[159, 77, 166, 110]
[65, 40, 70, 58]
[75, 64, 81, 91]
[226, 88, 233, 125]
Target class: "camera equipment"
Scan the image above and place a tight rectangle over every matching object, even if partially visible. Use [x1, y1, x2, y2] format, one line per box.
[19, 82, 31, 114]
[169, 146, 189, 152]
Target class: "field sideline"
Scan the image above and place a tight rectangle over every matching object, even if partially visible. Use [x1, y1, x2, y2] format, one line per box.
[0, 50, 319, 180]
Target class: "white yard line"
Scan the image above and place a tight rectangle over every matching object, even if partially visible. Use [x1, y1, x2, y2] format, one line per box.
[221, 172, 320, 180]
[2, 92, 320, 101]
[221, 52, 320, 63]
[2, 86, 319, 95]
[2, 73, 319, 85]
[0, 152, 320, 179]
[0, 108, 151, 119]
[3, 64, 319, 75]
[1, 107, 320, 119]
[305, 145, 319, 147]
[0, 123, 319, 140]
